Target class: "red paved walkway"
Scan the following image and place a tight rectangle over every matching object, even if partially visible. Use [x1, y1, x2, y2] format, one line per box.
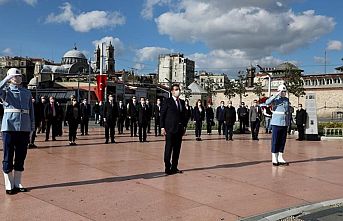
[0, 128, 342, 220]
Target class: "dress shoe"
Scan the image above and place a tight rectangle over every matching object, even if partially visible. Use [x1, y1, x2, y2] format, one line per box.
[165, 169, 172, 175]
[52, 138, 57, 141]
[45, 139, 49, 142]
[105, 141, 109, 144]
[171, 168, 183, 174]
[6, 189, 16, 195]
[279, 162, 289, 166]
[272, 163, 279, 166]
[111, 140, 116, 143]
[80, 133, 84, 136]
[14, 187, 27, 193]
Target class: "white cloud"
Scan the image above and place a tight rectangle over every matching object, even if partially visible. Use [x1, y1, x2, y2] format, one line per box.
[0, 0, 9, 5]
[313, 56, 327, 64]
[92, 36, 125, 56]
[23, 0, 37, 6]
[46, 2, 125, 32]
[154, 0, 335, 63]
[2, 48, 13, 55]
[134, 46, 172, 71]
[141, 0, 171, 20]
[0, 0, 37, 5]
[135, 46, 172, 62]
[188, 49, 284, 74]
[326, 40, 342, 51]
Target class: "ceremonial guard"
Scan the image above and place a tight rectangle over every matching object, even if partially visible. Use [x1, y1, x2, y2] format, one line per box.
[265, 84, 290, 166]
[0, 68, 35, 194]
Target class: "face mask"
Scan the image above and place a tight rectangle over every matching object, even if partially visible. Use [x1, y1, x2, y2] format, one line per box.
[174, 90, 180, 97]
[228, 104, 232, 107]
[119, 102, 123, 106]
[198, 103, 201, 106]
[133, 99, 136, 103]
[221, 103, 224, 107]
[109, 97, 113, 102]
[157, 101, 161, 105]
[141, 101, 145, 105]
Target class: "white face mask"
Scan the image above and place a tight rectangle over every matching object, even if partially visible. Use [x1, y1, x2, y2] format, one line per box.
[220, 103, 224, 107]
[198, 102, 201, 106]
[141, 101, 145, 105]
[174, 89, 180, 98]
[109, 97, 114, 102]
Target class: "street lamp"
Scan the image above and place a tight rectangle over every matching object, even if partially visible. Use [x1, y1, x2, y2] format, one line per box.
[88, 59, 91, 104]
[257, 64, 272, 97]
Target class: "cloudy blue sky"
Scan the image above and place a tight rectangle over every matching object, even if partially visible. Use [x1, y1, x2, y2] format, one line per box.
[1, 0, 343, 77]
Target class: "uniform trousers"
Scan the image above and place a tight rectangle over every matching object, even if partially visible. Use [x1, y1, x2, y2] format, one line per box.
[271, 125, 288, 153]
[2, 131, 30, 173]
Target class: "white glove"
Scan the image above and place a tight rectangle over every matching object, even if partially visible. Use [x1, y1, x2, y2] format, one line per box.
[3, 75, 13, 83]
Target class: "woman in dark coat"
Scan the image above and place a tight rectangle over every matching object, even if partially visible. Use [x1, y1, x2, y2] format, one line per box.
[184, 99, 193, 126]
[193, 99, 205, 141]
[66, 99, 80, 146]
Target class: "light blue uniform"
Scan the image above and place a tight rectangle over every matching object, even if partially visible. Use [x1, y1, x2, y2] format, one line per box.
[0, 79, 35, 132]
[265, 94, 290, 127]
[265, 94, 290, 153]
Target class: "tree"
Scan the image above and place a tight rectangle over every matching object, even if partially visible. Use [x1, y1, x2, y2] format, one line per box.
[284, 70, 306, 104]
[235, 72, 248, 103]
[224, 80, 236, 100]
[252, 78, 265, 99]
[203, 76, 218, 97]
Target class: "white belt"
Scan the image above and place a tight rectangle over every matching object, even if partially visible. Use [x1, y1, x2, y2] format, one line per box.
[273, 111, 287, 115]
[4, 109, 30, 114]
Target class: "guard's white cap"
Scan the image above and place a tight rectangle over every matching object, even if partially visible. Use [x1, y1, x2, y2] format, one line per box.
[277, 84, 287, 92]
[7, 68, 22, 76]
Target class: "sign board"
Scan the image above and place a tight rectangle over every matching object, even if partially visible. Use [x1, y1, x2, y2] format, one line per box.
[305, 92, 319, 139]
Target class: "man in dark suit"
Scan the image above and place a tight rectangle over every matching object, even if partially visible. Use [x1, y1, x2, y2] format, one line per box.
[237, 102, 248, 133]
[295, 104, 307, 141]
[44, 96, 59, 141]
[146, 98, 153, 134]
[154, 98, 162, 136]
[103, 95, 118, 144]
[80, 98, 91, 135]
[223, 101, 236, 141]
[117, 100, 126, 134]
[249, 100, 263, 140]
[128, 96, 138, 137]
[138, 97, 149, 142]
[216, 101, 225, 135]
[161, 84, 187, 175]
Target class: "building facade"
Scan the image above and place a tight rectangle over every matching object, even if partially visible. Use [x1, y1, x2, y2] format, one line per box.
[0, 56, 36, 84]
[158, 53, 195, 89]
[198, 71, 227, 90]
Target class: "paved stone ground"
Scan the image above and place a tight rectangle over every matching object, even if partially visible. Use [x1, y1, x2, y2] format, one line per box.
[0, 126, 342, 221]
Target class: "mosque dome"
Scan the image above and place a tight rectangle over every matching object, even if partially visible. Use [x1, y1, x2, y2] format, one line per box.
[61, 47, 87, 65]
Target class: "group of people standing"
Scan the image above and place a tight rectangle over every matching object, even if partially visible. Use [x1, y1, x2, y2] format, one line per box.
[0, 68, 309, 196]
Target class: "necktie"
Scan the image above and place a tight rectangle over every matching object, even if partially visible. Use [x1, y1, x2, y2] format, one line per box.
[51, 104, 56, 117]
[176, 98, 181, 112]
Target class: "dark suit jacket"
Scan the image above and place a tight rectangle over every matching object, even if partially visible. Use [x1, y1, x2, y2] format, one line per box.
[224, 106, 236, 125]
[154, 104, 161, 121]
[103, 102, 118, 125]
[295, 109, 307, 125]
[117, 104, 127, 119]
[80, 103, 91, 120]
[205, 107, 214, 122]
[137, 104, 149, 126]
[128, 102, 138, 119]
[193, 106, 205, 122]
[160, 97, 187, 134]
[44, 102, 59, 121]
[216, 106, 225, 121]
[65, 104, 81, 124]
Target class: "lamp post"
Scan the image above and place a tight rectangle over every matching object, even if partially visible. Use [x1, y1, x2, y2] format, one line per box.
[88, 59, 91, 104]
[257, 64, 272, 97]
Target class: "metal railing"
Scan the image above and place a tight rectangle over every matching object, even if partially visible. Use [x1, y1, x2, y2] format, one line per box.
[324, 128, 343, 137]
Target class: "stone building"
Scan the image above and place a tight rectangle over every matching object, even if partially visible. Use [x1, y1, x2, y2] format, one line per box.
[158, 53, 195, 89]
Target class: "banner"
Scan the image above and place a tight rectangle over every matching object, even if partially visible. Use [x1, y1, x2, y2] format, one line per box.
[96, 75, 107, 102]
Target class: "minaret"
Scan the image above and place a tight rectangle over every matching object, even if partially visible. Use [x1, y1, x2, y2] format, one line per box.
[105, 41, 115, 74]
[94, 45, 101, 72]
